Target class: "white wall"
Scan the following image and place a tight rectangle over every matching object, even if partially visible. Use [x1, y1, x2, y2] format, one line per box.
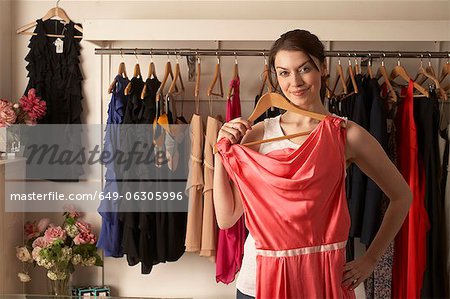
[8, 1, 450, 298]
[0, 0, 12, 100]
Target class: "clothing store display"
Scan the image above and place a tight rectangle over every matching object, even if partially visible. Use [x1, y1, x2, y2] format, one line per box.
[200, 116, 222, 260]
[216, 76, 246, 284]
[185, 113, 204, 252]
[216, 114, 355, 299]
[236, 115, 300, 297]
[414, 92, 447, 299]
[97, 74, 129, 257]
[23, 18, 84, 180]
[392, 80, 429, 299]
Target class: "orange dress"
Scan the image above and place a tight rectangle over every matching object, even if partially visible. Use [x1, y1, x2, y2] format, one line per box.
[216, 115, 355, 299]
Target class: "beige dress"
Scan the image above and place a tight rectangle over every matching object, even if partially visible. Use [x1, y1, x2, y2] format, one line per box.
[200, 116, 222, 261]
[184, 113, 205, 252]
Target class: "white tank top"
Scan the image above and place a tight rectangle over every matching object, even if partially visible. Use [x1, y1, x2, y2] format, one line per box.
[236, 115, 300, 297]
[235, 114, 347, 297]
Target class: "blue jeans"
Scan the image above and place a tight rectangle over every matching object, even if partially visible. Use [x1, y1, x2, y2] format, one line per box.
[236, 289, 255, 299]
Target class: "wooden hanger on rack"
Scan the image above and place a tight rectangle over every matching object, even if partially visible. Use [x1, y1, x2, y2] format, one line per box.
[389, 54, 429, 97]
[124, 50, 142, 96]
[440, 55, 449, 84]
[207, 54, 224, 97]
[331, 55, 348, 96]
[375, 55, 397, 102]
[140, 52, 157, 99]
[353, 55, 360, 75]
[415, 57, 447, 100]
[259, 55, 275, 96]
[155, 53, 176, 101]
[16, 0, 83, 39]
[367, 54, 374, 79]
[345, 56, 358, 94]
[168, 54, 183, 95]
[107, 49, 128, 94]
[227, 53, 239, 98]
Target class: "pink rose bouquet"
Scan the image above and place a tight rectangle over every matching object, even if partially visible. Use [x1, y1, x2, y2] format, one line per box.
[0, 88, 46, 127]
[16, 207, 103, 284]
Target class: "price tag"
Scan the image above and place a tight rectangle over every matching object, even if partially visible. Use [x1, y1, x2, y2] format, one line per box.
[54, 38, 64, 54]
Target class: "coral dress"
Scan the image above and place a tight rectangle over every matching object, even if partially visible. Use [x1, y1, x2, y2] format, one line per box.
[216, 115, 355, 299]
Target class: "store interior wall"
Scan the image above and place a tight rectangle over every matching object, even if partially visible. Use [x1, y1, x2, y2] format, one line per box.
[7, 1, 450, 298]
[0, 0, 12, 100]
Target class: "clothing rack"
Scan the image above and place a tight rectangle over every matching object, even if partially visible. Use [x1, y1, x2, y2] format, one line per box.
[95, 48, 450, 59]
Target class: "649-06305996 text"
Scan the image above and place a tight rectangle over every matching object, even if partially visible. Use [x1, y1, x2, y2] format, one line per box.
[9, 191, 185, 201]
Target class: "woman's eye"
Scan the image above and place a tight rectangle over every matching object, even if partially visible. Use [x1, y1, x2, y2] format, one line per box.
[278, 71, 289, 77]
[299, 66, 311, 73]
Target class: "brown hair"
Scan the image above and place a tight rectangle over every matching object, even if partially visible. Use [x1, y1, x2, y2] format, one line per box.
[268, 29, 326, 100]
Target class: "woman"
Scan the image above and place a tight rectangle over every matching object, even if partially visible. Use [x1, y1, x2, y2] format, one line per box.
[213, 29, 412, 299]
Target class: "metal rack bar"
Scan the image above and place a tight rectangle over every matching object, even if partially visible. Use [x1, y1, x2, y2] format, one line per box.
[95, 48, 450, 58]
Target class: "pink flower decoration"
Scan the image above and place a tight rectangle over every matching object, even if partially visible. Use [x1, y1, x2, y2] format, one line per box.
[32, 236, 49, 249]
[75, 221, 91, 234]
[44, 226, 66, 244]
[19, 89, 46, 121]
[64, 204, 81, 219]
[73, 231, 96, 245]
[37, 218, 50, 233]
[24, 222, 40, 240]
[0, 99, 17, 127]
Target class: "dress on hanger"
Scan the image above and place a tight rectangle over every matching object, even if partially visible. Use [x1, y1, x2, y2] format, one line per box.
[97, 74, 129, 257]
[216, 76, 246, 284]
[216, 115, 355, 299]
[392, 80, 429, 298]
[200, 116, 222, 261]
[23, 18, 84, 180]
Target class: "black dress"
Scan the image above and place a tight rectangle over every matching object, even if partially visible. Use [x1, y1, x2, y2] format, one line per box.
[23, 19, 83, 180]
[414, 91, 447, 298]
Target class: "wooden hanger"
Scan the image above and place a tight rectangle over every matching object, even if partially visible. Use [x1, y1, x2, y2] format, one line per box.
[168, 55, 184, 94]
[353, 55, 360, 75]
[155, 54, 176, 101]
[140, 52, 158, 99]
[390, 55, 429, 97]
[107, 50, 128, 94]
[124, 50, 142, 96]
[375, 57, 397, 102]
[194, 56, 201, 114]
[440, 56, 449, 84]
[227, 53, 240, 98]
[367, 55, 374, 79]
[259, 55, 275, 96]
[207, 54, 224, 97]
[331, 55, 348, 96]
[213, 92, 343, 152]
[345, 56, 358, 94]
[416, 58, 447, 100]
[16, 0, 83, 39]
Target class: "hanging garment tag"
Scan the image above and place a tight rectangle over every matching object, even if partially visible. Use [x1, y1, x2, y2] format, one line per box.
[54, 38, 64, 54]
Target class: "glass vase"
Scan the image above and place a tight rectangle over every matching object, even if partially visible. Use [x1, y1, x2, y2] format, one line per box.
[47, 273, 71, 297]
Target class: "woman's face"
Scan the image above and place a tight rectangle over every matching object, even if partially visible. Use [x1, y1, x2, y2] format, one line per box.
[274, 50, 325, 106]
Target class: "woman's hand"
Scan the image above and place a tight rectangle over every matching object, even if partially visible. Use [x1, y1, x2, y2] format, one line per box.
[342, 255, 377, 290]
[216, 117, 252, 144]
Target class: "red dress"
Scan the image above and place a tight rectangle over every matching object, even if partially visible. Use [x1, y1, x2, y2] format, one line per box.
[392, 80, 429, 298]
[216, 115, 355, 299]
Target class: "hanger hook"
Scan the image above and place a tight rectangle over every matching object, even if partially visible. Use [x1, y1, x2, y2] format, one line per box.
[397, 53, 402, 66]
[262, 52, 267, 65]
[120, 48, 124, 60]
[420, 54, 423, 67]
[216, 51, 220, 64]
[56, 0, 61, 8]
[234, 52, 238, 65]
[134, 49, 138, 63]
[176, 51, 179, 64]
[381, 52, 385, 66]
[347, 53, 352, 65]
[353, 53, 358, 64]
[337, 53, 341, 65]
[427, 52, 432, 66]
[368, 53, 372, 66]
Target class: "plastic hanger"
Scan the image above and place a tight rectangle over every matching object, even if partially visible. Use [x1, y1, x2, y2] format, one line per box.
[375, 54, 397, 102]
[124, 50, 142, 96]
[389, 53, 429, 97]
[108, 49, 128, 94]
[345, 55, 358, 94]
[16, 0, 83, 39]
[416, 56, 447, 100]
[207, 53, 224, 97]
[331, 54, 348, 96]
